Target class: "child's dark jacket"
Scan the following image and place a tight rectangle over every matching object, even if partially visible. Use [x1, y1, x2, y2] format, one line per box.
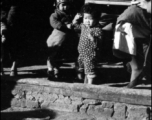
[47, 9, 74, 47]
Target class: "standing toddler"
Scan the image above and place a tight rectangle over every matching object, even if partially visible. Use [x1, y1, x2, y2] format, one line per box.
[73, 3, 103, 84]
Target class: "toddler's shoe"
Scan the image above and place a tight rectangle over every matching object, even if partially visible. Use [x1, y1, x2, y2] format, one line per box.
[54, 68, 60, 79]
[47, 70, 54, 80]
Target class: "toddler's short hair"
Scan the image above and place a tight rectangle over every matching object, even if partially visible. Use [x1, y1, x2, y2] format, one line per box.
[56, 0, 73, 7]
[81, 3, 101, 20]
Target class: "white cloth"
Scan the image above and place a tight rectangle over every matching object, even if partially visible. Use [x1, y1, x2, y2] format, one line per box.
[113, 23, 136, 55]
[113, 22, 146, 56]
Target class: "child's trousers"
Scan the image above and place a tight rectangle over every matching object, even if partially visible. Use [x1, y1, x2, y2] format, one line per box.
[47, 46, 61, 71]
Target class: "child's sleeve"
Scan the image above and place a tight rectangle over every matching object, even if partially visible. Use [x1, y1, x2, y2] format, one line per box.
[50, 13, 68, 31]
[72, 23, 82, 33]
[94, 28, 103, 40]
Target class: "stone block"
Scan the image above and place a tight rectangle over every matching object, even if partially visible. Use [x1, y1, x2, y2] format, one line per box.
[96, 117, 108, 120]
[87, 105, 95, 115]
[71, 96, 83, 105]
[48, 103, 77, 112]
[20, 99, 26, 108]
[107, 118, 116, 120]
[95, 105, 114, 118]
[38, 95, 45, 103]
[113, 103, 127, 120]
[72, 104, 80, 113]
[11, 98, 26, 108]
[11, 87, 20, 95]
[80, 104, 89, 114]
[64, 97, 72, 104]
[126, 105, 150, 120]
[43, 87, 52, 93]
[94, 105, 104, 114]
[73, 91, 82, 97]
[47, 94, 58, 102]
[26, 94, 34, 101]
[70, 96, 82, 101]
[26, 100, 39, 108]
[31, 85, 41, 92]
[60, 88, 72, 96]
[103, 108, 114, 117]
[41, 101, 50, 108]
[22, 85, 33, 91]
[83, 99, 101, 105]
[32, 91, 39, 97]
[52, 88, 60, 94]
[14, 94, 21, 99]
[72, 100, 83, 105]
[11, 98, 21, 107]
[101, 101, 114, 108]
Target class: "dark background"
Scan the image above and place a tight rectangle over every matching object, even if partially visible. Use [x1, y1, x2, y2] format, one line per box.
[1, 0, 128, 67]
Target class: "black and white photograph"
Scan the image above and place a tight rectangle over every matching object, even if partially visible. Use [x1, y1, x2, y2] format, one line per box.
[1, 0, 151, 120]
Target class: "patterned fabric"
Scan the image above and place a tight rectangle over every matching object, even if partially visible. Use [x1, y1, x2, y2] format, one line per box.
[77, 23, 102, 74]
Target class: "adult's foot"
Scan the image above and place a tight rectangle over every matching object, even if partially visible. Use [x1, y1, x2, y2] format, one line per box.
[126, 79, 138, 88]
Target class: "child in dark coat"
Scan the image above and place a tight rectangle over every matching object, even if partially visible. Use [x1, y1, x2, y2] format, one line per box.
[46, 0, 76, 80]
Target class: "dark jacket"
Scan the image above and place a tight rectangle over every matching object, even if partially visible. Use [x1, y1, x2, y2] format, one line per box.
[47, 9, 74, 47]
[117, 5, 151, 39]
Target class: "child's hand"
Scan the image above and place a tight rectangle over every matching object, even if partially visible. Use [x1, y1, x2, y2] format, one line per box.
[73, 13, 82, 24]
[66, 24, 72, 29]
[88, 32, 94, 42]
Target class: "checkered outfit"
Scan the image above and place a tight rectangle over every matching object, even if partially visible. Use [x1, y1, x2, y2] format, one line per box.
[77, 24, 102, 74]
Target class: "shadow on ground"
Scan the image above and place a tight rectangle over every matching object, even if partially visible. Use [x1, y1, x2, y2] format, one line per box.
[1, 109, 56, 120]
[1, 75, 57, 120]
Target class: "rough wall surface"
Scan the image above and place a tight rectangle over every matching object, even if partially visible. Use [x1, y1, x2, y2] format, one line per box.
[6, 79, 151, 120]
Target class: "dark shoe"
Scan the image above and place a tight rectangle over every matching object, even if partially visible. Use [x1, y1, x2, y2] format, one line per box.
[47, 70, 54, 80]
[10, 70, 18, 77]
[126, 79, 138, 88]
[54, 68, 60, 79]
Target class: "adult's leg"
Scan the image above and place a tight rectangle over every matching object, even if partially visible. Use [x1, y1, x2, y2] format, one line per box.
[9, 39, 18, 76]
[127, 39, 149, 88]
[1, 41, 4, 75]
[127, 55, 144, 88]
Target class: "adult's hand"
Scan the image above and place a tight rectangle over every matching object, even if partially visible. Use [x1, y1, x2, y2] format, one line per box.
[131, 0, 140, 5]
[131, 0, 148, 10]
[137, 0, 148, 9]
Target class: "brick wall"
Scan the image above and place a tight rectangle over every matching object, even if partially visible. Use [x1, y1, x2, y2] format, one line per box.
[9, 79, 151, 120]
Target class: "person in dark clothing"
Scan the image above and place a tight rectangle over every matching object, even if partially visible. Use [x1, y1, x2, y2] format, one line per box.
[1, 0, 25, 76]
[113, 0, 151, 88]
[46, 0, 77, 80]
[1, 1, 8, 75]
